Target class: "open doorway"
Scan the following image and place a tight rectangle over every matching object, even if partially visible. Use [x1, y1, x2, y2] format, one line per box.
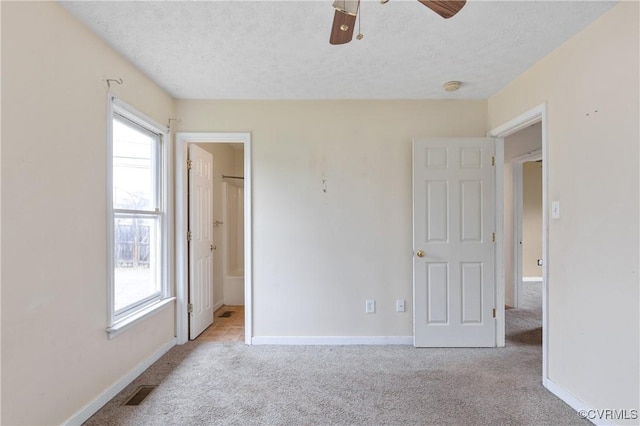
[518, 159, 543, 303]
[175, 132, 252, 345]
[503, 128, 543, 349]
[504, 124, 542, 309]
[192, 142, 246, 342]
[489, 104, 549, 384]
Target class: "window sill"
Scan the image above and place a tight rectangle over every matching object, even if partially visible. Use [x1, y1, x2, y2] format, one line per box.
[107, 297, 175, 339]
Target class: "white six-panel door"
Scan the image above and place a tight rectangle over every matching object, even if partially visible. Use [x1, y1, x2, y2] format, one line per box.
[188, 144, 214, 340]
[413, 138, 496, 347]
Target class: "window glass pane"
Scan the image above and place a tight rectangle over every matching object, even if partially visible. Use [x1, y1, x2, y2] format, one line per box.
[113, 117, 157, 210]
[114, 215, 160, 313]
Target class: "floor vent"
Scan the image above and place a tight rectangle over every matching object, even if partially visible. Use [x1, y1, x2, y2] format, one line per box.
[123, 386, 157, 406]
[219, 311, 234, 318]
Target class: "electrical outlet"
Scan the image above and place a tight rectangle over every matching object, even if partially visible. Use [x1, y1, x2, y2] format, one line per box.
[396, 299, 405, 312]
[365, 299, 376, 314]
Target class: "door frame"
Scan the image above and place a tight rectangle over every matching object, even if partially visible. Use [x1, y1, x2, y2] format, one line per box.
[175, 132, 252, 345]
[512, 149, 542, 309]
[489, 103, 549, 384]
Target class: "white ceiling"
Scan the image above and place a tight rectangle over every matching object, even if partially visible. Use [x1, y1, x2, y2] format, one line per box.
[60, 0, 616, 100]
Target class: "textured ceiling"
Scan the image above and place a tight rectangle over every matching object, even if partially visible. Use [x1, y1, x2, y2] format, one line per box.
[61, 0, 616, 100]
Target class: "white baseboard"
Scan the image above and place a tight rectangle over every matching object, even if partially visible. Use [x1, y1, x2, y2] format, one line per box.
[63, 338, 176, 426]
[523, 276, 543, 282]
[251, 336, 414, 345]
[545, 378, 613, 426]
[213, 300, 224, 312]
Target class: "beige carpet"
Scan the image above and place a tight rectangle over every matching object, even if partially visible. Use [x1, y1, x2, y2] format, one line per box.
[84, 283, 586, 425]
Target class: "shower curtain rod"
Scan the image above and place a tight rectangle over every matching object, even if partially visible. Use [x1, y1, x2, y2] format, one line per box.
[222, 175, 244, 180]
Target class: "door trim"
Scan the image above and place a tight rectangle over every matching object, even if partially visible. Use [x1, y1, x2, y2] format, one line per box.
[488, 103, 549, 385]
[175, 132, 252, 345]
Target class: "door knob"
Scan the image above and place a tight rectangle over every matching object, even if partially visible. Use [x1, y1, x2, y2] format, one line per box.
[416, 250, 425, 258]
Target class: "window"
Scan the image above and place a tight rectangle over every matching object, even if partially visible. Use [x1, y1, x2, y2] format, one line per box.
[108, 98, 171, 337]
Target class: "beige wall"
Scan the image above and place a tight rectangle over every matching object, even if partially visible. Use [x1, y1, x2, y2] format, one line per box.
[1, 3, 176, 424]
[503, 123, 542, 305]
[489, 2, 639, 420]
[522, 161, 542, 277]
[234, 145, 245, 178]
[176, 100, 487, 337]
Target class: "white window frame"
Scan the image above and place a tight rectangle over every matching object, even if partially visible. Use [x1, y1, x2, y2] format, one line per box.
[107, 97, 173, 339]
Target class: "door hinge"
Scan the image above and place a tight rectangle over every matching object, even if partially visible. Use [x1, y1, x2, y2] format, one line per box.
[491, 156, 495, 166]
[187, 303, 193, 314]
[493, 308, 496, 318]
[187, 231, 193, 241]
[187, 159, 193, 170]
[492, 232, 496, 242]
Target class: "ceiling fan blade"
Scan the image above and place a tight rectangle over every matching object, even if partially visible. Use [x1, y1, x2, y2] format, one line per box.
[417, 1, 466, 19]
[329, 10, 357, 45]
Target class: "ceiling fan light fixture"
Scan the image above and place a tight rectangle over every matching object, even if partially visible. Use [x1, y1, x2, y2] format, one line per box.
[443, 81, 462, 92]
[333, 0, 359, 16]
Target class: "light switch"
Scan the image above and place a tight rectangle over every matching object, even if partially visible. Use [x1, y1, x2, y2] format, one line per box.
[365, 299, 375, 314]
[551, 201, 560, 219]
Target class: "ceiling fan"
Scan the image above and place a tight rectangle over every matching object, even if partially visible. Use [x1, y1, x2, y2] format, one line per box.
[330, 0, 466, 45]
